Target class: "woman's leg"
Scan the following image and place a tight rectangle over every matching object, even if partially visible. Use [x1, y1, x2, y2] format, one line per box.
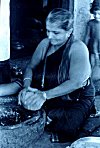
[45, 100, 89, 142]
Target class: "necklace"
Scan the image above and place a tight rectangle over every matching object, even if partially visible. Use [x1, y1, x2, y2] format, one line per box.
[41, 40, 67, 89]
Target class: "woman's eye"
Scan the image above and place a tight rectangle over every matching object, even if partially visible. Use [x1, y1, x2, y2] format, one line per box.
[46, 30, 59, 35]
[54, 32, 59, 35]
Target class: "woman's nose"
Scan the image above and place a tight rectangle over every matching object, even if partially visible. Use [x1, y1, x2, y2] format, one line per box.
[48, 32, 55, 39]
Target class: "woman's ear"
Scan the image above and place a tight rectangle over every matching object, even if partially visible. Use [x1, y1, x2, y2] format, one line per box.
[66, 28, 73, 38]
[68, 28, 73, 34]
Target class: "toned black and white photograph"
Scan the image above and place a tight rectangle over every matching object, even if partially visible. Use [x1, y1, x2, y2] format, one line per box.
[0, 0, 100, 147]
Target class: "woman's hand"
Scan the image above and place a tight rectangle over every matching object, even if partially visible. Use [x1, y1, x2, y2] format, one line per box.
[18, 88, 28, 105]
[18, 89, 46, 111]
[18, 87, 38, 105]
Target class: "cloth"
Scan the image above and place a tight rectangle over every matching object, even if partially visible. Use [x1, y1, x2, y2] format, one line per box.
[44, 98, 94, 142]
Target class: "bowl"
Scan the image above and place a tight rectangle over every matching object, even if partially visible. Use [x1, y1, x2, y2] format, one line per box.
[66, 137, 100, 148]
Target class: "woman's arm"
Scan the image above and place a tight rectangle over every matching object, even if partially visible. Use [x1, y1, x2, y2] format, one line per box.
[23, 38, 49, 88]
[45, 41, 91, 100]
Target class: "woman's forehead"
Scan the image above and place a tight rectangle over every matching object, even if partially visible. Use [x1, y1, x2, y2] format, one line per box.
[46, 21, 62, 29]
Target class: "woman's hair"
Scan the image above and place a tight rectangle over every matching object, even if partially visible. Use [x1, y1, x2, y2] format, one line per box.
[46, 8, 74, 31]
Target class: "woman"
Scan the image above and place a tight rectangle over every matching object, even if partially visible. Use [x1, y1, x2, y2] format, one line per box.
[19, 8, 95, 142]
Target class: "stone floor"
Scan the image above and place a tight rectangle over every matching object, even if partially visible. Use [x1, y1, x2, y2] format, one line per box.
[9, 52, 100, 148]
[33, 132, 70, 148]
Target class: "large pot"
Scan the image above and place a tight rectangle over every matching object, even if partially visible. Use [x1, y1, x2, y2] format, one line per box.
[0, 95, 46, 148]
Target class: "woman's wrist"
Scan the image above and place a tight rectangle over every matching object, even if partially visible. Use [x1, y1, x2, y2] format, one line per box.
[42, 91, 47, 101]
[23, 84, 31, 89]
[23, 77, 32, 88]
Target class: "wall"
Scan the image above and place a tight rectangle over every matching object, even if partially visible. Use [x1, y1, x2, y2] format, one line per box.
[73, 0, 91, 41]
[0, 0, 10, 61]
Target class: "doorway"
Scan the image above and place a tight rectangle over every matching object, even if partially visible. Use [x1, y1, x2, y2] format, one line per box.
[10, 0, 74, 58]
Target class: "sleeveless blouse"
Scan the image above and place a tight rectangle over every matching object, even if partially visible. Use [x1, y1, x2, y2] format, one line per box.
[31, 43, 65, 91]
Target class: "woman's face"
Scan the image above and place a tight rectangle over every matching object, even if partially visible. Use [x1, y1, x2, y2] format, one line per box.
[93, 10, 100, 21]
[46, 21, 69, 46]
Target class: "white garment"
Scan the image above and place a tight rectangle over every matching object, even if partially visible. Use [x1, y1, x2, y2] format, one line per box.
[0, 0, 10, 61]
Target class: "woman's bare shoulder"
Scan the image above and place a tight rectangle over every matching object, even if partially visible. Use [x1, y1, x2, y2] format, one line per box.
[33, 38, 50, 61]
[39, 38, 49, 46]
[69, 40, 89, 59]
[35, 38, 49, 52]
[71, 40, 88, 52]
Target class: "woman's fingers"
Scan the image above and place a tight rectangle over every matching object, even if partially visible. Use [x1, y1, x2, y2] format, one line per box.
[24, 91, 34, 101]
[23, 92, 44, 111]
[27, 87, 38, 92]
[23, 94, 39, 110]
[18, 89, 24, 105]
[20, 91, 36, 109]
[18, 88, 28, 105]
[18, 92, 22, 105]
